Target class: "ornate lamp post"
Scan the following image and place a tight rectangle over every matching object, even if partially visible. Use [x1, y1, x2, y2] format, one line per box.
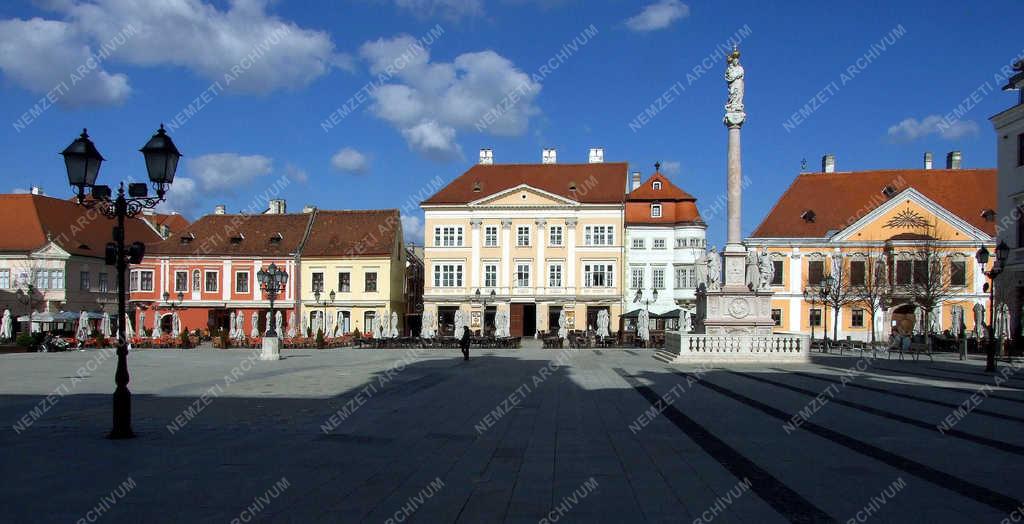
[63, 126, 180, 439]
[312, 287, 335, 335]
[257, 263, 288, 337]
[976, 241, 1009, 372]
[162, 291, 184, 310]
[803, 277, 832, 348]
[474, 288, 496, 334]
[634, 288, 659, 315]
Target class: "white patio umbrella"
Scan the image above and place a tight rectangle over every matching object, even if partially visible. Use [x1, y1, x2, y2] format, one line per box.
[372, 315, 383, 339]
[913, 308, 925, 335]
[250, 311, 259, 338]
[638, 309, 650, 343]
[390, 311, 399, 338]
[995, 303, 1011, 340]
[102, 312, 112, 337]
[557, 309, 568, 339]
[275, 311, 283, 338]
[76, 310, 90, 339]
[454, 310, 464, 338]
[287, 311, 296, 338]
[172, 311, 181, 336]
[325, 311, 334, 338]
[2, 309, 12, 340]
[229, 311, 237, 338]
[597, 310, 610, 338]
[124, 313, 134, 338]
[420, 310, 433, 338]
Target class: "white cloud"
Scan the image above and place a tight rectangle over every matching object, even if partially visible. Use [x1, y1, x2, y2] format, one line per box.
[392, 0, 484, 20]
[284, 164, 309, 183]
[330, 147, 370, 174]
[0, 0, 345, 106]
[187, 153, 274, 193]
[660, 161, 681, 175]
[626, 0, 690, 32]
[358, 35, 540, 161]
[887, 115, 980, 142]
[156, 176, 200, 215]
[400, 214, 425, 243]
[11, 187, 31, 194]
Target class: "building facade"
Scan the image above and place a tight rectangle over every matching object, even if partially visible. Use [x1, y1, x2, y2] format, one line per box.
[298, 209, 406, 336]
[0, 193, 161, 332]
[746, 155, 996, 342]
[421, 148, 626, 337]
[993, 60, 1024, 346]
[623, 168, 706, 327]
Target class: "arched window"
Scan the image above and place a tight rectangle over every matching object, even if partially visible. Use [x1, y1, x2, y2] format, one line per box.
[652, 181, 662, 190]
[192, 270, 200, 291]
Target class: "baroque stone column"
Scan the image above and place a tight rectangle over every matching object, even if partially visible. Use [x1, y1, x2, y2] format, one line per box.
[722, 46, 748, 290]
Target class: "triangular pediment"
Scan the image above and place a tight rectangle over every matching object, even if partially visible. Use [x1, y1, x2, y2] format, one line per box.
[832, 188, 991, 242]
[31, 241, 71, 259]
[469, 184, 579, 208]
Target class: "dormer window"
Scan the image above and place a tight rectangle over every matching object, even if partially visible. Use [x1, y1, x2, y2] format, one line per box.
[651, 203, 662, 218]
[179, 233, 194, 245]
[230, 233, 244, 245]
[568, 181, 577, 192]
[270, 232, 283, 244]
[801, 210, 816, 223]
[981, 209, 996, 222]
[882, 185, 897, 198]
[472, 181, 481, 193]
[652, 181, 662, 190]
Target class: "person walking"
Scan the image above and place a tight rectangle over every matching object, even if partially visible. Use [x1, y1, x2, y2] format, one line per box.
[460, 325, 471, 361]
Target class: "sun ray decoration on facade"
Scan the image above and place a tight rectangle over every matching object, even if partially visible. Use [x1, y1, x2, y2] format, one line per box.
[884, 208, 930, 230]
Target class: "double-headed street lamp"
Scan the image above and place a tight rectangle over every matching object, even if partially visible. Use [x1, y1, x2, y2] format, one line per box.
[64, 126, 181, 440]
[803, 275, 834, 346]
[312, 287, 335, 335]
[257, 263, 288, 337]
[474, 288, 496, 334]
[162, 291, 184, 310]
[976, 241, 1009, 373]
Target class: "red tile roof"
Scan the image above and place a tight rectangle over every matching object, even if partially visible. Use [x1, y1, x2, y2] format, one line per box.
[0, 194, 162, 257]
[625, 172, 703, 226]
[146, 212, 190, 234]
[750, 168, 997, 238]
[302, 209, 401, 257]
[627, 172, 696, 201]
[147, 213, 313, 257]
[421, 163, 628, 205]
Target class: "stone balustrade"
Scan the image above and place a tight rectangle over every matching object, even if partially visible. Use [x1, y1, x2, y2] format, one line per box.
[664, 332, 810, 363]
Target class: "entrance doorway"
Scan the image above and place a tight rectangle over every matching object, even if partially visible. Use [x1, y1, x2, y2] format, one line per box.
[438, 306, 458, 337]
[159, 314, 173, 334]
[891, 304, 916, 335]
[509, 303, 537, 336]
[548, 306, 562, 336]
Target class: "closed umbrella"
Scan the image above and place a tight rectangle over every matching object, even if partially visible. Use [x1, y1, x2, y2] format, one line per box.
[76, 311, 90, 340]
[124, 313, 134, 338]
[2, 309, 12, 340]
[229, 311, 237, 338]
[172, 311, 181, 336]
[638, 309, 650, 343]
[390, 311, 399, 338]
[420, 310, 433, 338]
[250, 311, 259, 338]
[102, 312, 112, 337]
[275, 311, 283, 338]
[372, 314, 383, 339]
[454, 310, 464, 338]
[287, 311, 296, 338]
[597, 310, 610, 338]
[557, 310, 568, 339]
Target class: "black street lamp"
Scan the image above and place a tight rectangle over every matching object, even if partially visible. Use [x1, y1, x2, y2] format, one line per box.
[976, 241, 1009, 372]
[257, 263, 288, 337]
[633, 288, 659, 340]
[312, 287, 335, 335]
[162, 291, 184, 310]
[474, 288, 496, 334]
[803, 277, 832, 348]
[64, 126, 180, 439]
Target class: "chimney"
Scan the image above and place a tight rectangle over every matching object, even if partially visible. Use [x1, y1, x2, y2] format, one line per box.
[214, 204, 226, 215]
[30, 186, 43, 195]
[821, 154, 835, 173]
[303, 205, 317, 214]
[631, 171, 642, 191]
[268, 199, 286, 214]
[542, 148, 557, 164]
[923, 152, 933, 170]
[478, 148, 493, 165]
[588, 147, 604, 164]
[946, 150, 962, 169]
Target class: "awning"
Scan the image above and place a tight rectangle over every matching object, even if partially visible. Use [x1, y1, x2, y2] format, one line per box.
[651, 308, 682, 319]
[619, 309, 640, 319]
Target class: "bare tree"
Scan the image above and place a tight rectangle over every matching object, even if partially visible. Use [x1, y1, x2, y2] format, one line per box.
[849, 248, 891, 344]
[903, 227, 961, 343]
[820, 255, 858, 344]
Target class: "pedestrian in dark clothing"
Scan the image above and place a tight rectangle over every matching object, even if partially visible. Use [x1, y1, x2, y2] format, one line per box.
[460, 326, 471, 361]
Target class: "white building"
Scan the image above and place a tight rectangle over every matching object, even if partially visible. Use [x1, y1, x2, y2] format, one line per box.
[993, 59, 1024, 342]
[623, 168, 706, 327]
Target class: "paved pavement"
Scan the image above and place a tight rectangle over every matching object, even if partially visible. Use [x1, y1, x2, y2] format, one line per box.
[1, 347, 1023, 523]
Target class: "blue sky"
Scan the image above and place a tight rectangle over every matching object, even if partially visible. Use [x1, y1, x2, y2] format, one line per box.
[1, 0, 1021, 247]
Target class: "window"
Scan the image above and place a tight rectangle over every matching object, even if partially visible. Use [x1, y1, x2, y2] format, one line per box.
[950, 260, 967, 287]
[130, 271, 139, 292]
[140, 270, 153, 292]
[98, 273, 108, 292]
[549, 226, 563, 246]
[771, 309, 782, 327]
[204, 271, 217, 292]
[338, 272, 351, 293]
[852, 308, 865, 327]
[632, 238, 645, 250]
[675, 266, 695, 289]
[0, 269, 9, 288]
[896, 260, 912, 285]
[516, 264, 530, 287]
[652, 267, 665, 289]
[433, 264, 463, 287]
[584, 263, 614, 287]
[175, 271, 188, 292]
[365, 272, 378, 292]
[35, 270, 47, 290]
[433, 226, 464, 247]
[807, 260, 824, 286]
[584, 225, 614, 246]
[192, 270, 200, 291]
[548, 263, 563, 287]
[484, 264, 497, 287]
[631, 267, 644, 289]
[364, 311, 375, 330]
[80, 271, 90, 291]
[311, 272, 324, 292]
[651, 204, 662, 218]
[771, 260, 784, 286]
[49, 270, 63, 290]
[484, 226, 498, 247]
[517, 226, 531, 246]
[653, 181, 662, 190]
[653, 238, 666, 250]
[912, 260, 928, 284]
[850, 260, 866, 286]
[809, 308, 822, 327]
[337, 311, 351, 334]
[235, 272, 249, 294]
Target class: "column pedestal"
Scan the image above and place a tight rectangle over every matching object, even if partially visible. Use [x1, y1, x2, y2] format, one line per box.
[260, 337, 281, 361]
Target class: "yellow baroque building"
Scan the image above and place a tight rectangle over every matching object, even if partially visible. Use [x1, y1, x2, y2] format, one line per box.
[746, 156, 996, 342]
